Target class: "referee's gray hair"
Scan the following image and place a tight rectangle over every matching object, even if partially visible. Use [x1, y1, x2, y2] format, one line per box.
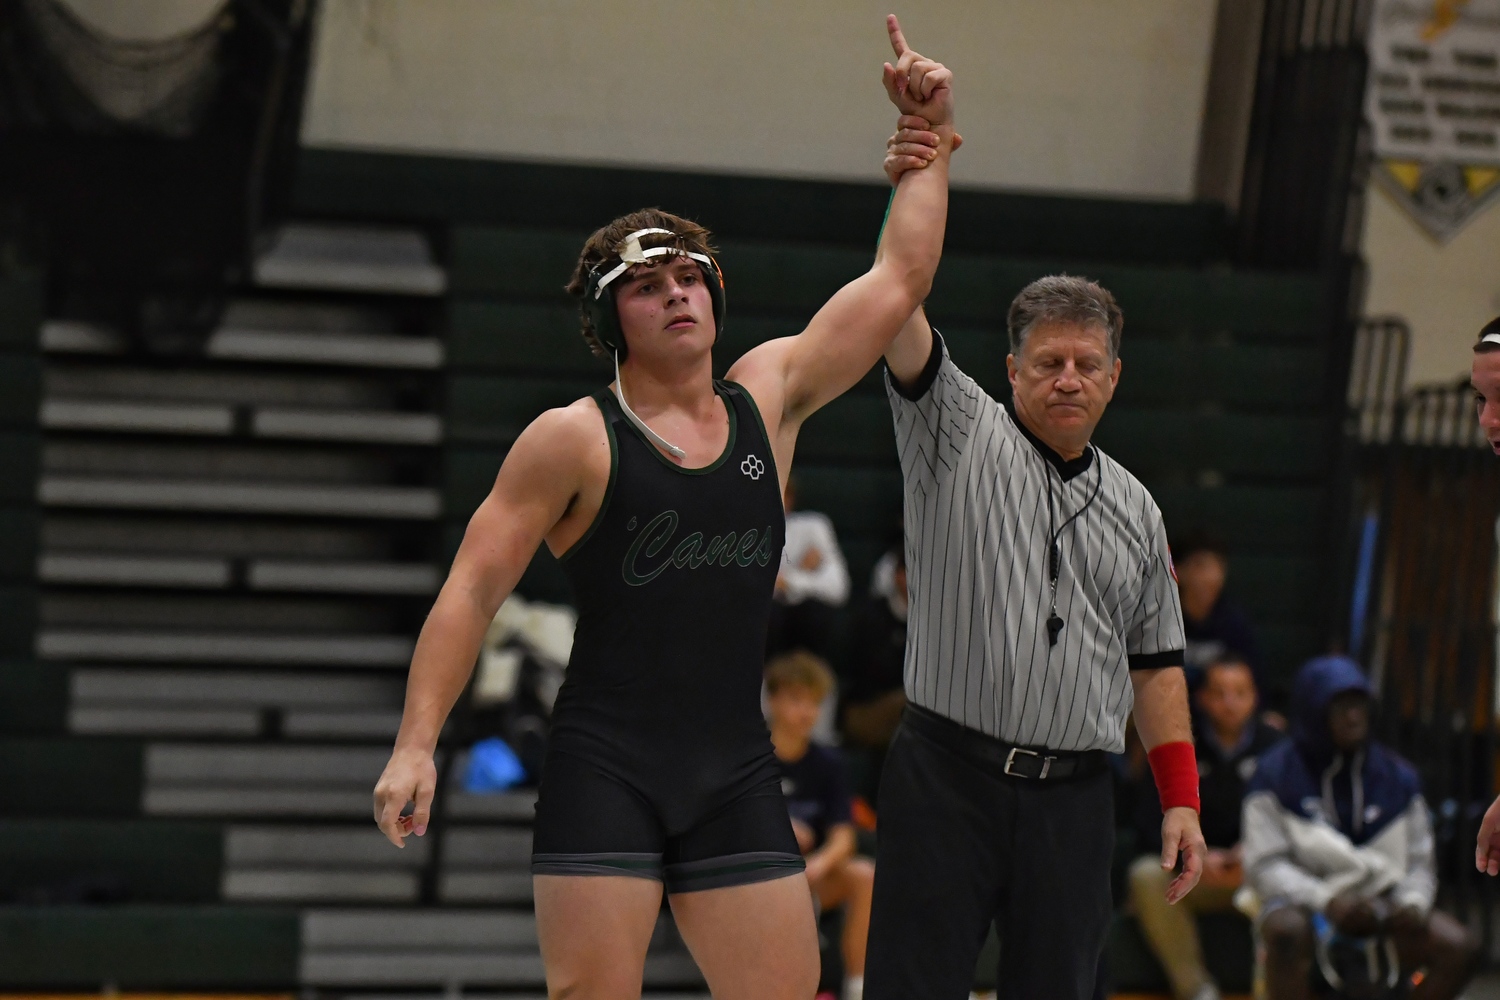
[1007, 275, 1124, 361]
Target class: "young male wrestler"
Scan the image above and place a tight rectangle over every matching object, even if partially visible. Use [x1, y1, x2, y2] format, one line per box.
[372, 17, 955, 1000]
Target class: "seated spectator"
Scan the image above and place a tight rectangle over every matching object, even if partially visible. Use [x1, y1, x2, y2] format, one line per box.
[1128, 654, 1283, 1000]
[1174, 530, 1280, 724]
[768, 476, 850, 661]
[766, 651, 873, 1000]
[1242, 655, 1478, 1000]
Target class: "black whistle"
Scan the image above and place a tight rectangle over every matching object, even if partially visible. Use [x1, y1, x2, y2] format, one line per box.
[1046, 614, 1064, 646]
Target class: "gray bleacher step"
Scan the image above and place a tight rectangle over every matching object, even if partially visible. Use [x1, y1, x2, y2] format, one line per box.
[70, 705, 261, 737]
[227, 824, 427, 866]
[42, 553, 438, 594]
[41, 397, 443, 446]
[440, 871, 534, 904]
[147, 743, 396, 782]
[301, 952, 702, 989]
[249, 559, 440, 594]
[144, 744, 422, 817]
[39, 476, 442, 519]
[444, 827, 533, 865]
[69, 707, 403, 740]
[40, 516, 395, 560]
[147, 788, 377, 817]
[208, 329, 445, 369]
[447, 790, 539, 822]
[302, 952, 545, 987]
[41, 398, 235, 435]
[39, 552, 232, 587]
[38, 629, 414, 666]
[253, 408, 443, 444]
[305, 909, 536, 950]
[72, 669, 401, 707]
[254, 223, 447, 296]
[40, 319, 127, 354]
[226, 869, 418, 903]
[43, 362, 393, 409]
[284, 709, 404, 739]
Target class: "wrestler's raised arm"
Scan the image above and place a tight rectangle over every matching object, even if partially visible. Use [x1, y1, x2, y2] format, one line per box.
[727, 15, 955, 462]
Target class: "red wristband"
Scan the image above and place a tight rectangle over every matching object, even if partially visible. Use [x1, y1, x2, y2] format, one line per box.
[1148, 741, 1200, 812]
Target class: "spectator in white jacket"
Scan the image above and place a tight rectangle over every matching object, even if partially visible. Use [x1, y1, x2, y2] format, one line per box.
[767, 476, 850, 661]
[1241, 655, 1477, 1000]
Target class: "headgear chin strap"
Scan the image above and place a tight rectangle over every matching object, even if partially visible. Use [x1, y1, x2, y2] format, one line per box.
[583, 227, 726, 462]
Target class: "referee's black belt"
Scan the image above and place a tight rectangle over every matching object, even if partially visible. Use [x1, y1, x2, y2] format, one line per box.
[902, 704, 1107, 782]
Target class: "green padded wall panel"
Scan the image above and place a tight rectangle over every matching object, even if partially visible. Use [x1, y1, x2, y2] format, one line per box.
[295, 148, 1229, 265]
[0, 738, 144, 817]
[1150, 485, 1323, 554]
[0, 585, 38, 656]
[449, 300, 607, 373]
[0, 819, 223, 903]
[0, 506, 38, 580]
[0, 271, 42, 350]
[792, 466, 904, 540]
[1095, 410, 1327, 478]
[0, 661, 66, 735]
[443, 446, 504, 519]
[449, 226, 1323, 337]
[0, 905, 299, 988]
[0, 430, 40, 503]
[0, 355, 40, 426]
[446, 375, 596, 444]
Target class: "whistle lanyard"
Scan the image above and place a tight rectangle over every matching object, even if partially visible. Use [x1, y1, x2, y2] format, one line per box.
[1043, 456, 1102, 648]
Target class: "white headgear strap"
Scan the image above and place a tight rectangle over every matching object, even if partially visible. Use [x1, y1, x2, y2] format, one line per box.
[592, 228, 714, 299]
[1483, 332, 1500, 348]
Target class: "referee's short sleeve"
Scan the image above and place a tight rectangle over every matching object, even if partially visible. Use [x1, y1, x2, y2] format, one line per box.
[1126, 503, 1186, 670]
[884, 331, 985, 495]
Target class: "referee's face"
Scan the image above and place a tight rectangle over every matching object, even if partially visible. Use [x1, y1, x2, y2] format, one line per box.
[1474, 350, 1500, 455]
[1007, 321, 1121, 458]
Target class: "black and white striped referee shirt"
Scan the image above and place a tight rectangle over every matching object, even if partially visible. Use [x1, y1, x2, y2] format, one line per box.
[886, 333, 1185, 754]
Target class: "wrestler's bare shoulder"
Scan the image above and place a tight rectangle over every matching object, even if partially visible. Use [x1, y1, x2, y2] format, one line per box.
[504, 395, 611, 489]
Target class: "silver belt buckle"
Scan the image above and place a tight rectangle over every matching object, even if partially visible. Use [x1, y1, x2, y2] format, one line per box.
[1003, 747, 1056, 779]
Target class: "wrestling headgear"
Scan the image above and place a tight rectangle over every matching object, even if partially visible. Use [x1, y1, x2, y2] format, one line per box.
[582, 227, 726, 361]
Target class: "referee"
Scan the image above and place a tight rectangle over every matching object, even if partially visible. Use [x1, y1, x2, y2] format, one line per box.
[864, 276, 1206, 1000]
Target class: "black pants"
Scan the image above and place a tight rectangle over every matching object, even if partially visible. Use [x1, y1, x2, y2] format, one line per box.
[865, 715, 1115, 1000]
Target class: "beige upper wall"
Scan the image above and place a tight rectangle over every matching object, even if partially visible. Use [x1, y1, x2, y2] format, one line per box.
[1361, 189, 1500, 387]
[301, 0, 1218, 200]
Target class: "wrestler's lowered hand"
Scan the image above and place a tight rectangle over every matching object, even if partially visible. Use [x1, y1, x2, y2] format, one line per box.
[1160, 805, 1207, 904]
[373, 744, 437, 848]
[882, 15, 954, 127]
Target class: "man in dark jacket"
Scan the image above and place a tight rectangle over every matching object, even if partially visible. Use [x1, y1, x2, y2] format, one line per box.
[1129, 654, 1283, 1000]
[1244, 656, 1478, 1000]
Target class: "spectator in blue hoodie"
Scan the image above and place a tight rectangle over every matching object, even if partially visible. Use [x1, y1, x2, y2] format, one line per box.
[1241, 656, 1477, 1000]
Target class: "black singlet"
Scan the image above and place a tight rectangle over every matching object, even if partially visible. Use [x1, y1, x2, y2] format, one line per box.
[530, 381, 805, 892]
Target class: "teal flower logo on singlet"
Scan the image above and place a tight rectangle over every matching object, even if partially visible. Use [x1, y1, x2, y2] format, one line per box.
[622, 509, 776, 586]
